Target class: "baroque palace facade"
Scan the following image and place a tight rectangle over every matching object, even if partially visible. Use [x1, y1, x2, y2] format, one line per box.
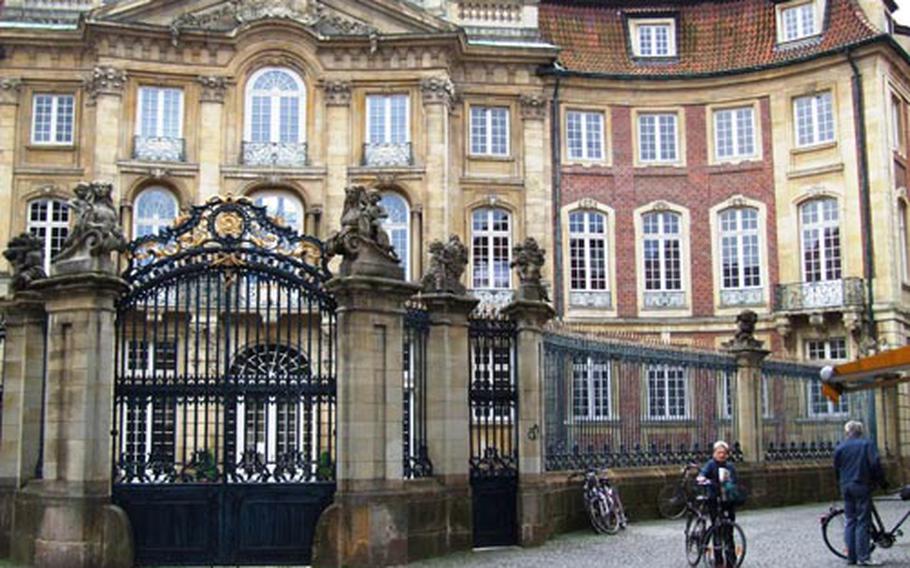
[1, 0, 910, 368]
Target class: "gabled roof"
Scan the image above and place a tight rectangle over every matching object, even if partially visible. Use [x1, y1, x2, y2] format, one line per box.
[539, 0, 882, 77]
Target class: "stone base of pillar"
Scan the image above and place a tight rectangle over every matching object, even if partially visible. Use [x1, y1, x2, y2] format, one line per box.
[517, 476, 555, 547]
[9, 481, 132, 568]
[312, 481, 471, 567]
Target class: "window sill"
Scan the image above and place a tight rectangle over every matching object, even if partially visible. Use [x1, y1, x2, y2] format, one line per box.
[632, 164, 688, 175]
[706, 159, 763, 172]
[790, 140, 837, 155]
[563, 158, 610, 168]
[640, 419, 693, 426]
[26, 143, 76, 151]
[467, 153, 514, 162]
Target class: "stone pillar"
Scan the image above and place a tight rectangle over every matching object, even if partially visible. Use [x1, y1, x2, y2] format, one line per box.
[519, 95, 552, 275]
[501, 297, 554, 546]
[0, 293, 45, 556]
[0, 79, 22, 276]
[420, 78, 454, 242]
[322, 81, 352, 227]
[875, 386, 901, 457]
[197, 76, 227, 202]
[723, 311, 771, 463]
[84, 67, 126, 195]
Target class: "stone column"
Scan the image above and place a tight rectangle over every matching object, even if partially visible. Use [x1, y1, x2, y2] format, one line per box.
[723, 312, 771, 464]
[0, 79, 22, 276]
[322, 81, 351, 227]
[0, 293, 45, 556]
[420, 78, 454, 242]
[84, 67, 126, 196]
[501, 297, 554, 546]
[197, 76, 227, 202]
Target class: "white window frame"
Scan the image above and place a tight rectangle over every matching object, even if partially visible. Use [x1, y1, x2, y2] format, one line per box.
[891, 94, 905, 154]
[365, 94, 410, 144]
[471, 208, 512, 290]
[568, 209, 608, 292]
[718, 207, 762, 291]
[469, 105, 510, 157]
[30, 93, 75, 145]
[646, 364, 689, 420]
[136, 86, 184, 139]
[251, 189, 305, 233]
[638, 112, 679, 164]
[800, 198, 842, 283]
[793, 91, 835, 148]
[572, 356, 612, 420]
[629, 18, 677, 57]
[379, 192, 411, 280]
[805, 338, 849, 416]
[900, 199, 910, 284]
[26, 198, 70, 273]
[133, 187, 179, 239]
[642, 211, 683, 292]
[243, 67, 307, 144]
[776, 0, 823, 43]
[713, 106, 757, 161]
[565, 110, 605, 161]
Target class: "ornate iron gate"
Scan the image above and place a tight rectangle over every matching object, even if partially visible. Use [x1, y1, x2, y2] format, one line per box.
[112, 197, 336, 566]
[468, 310, 518, 547]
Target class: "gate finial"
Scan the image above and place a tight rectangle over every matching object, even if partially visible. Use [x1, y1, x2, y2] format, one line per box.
[326, 184, 404, 279]
[420, 235, 468, 295]
[51, 180, 127, 275]
[511, 237, 549, 302]
[2, 232, 46, 291]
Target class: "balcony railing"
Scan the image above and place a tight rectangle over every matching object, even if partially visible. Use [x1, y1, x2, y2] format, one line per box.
[133, 135, 185, 162]
[469, 289, 515, 311]
[242, 141, 308, 168]
[775, 277, 866, 312]
[362, 142, 413, 167]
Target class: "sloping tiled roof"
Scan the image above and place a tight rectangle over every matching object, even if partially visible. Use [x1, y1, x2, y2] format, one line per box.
[539, 0, 881, 77]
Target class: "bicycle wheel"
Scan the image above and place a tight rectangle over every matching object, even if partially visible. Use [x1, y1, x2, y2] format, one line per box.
[659, 483, 688, 520]
[685, 516, 707, 566]
[701, 521, 746, 568]
[601, 492, 621, 535]
[612, 489, 628, 529]
[586, 493, 611, 534]
[821, 508, 849, 560]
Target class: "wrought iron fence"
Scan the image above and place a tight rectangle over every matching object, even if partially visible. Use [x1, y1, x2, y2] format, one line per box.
[543, 331, 740, 471]
[403, 299, 431, 478]
[761, 360, 876, 461]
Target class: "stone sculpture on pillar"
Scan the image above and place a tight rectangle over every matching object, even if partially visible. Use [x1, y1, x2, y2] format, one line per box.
[51, 181, 127, 276]
[325, 184, 403, 279]
[723, 309, 764, 350]
[511, 236, 549, 302]
[3, 232, 46, 291]
[420, 235, 468, 295]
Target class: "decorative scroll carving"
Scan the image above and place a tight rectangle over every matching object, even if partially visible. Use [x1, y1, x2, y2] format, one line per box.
[511, 237, 549, 302]
[519, 93, 547, 120]
[420, 76, 456, 107]
[3, 233, 46, 291]
[52, 181, 127, 275]
[723, 310, 764, 350]
[0, 78, 22, 106]
[84, 66, 127, 102]
[421, 235, 468, 295]
[198, 75, 228, 103]
[325, 185, 402, 278]
[322, 80, 351, 106]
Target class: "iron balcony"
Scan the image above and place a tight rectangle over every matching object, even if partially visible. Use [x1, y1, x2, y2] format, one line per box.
[242, 141, 309, 167]
[362, 141, 413, 167]
[133, 135, 186, 162]
[774, 277, 866, 312]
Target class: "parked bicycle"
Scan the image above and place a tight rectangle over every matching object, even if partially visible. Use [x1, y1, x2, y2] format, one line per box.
[820, 486, 910, 560]
[659, 461, 701, 519]
[570, 468, 627, 535]
[684, 480, 747, 568]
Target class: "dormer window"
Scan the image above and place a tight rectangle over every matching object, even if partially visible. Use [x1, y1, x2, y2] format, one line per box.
[630, 18, 676, 58]
[777, 0, 823, 43]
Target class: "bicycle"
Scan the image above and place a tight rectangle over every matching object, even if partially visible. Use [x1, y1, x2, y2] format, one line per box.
[684, 480, 747, 568]
[683, 484, 712, 566]
[660, 461, 701, 519]
[571, 468, 628, 535]
[820, 486, 910, 560]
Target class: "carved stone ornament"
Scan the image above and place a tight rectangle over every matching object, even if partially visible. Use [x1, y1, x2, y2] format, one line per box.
[170, 0, 377, 46]
[325, 184, 402, 279]
[198, 76, 228, 103]
[322, 80, 351, 106]
[420, 76, 455, 107]
[0, 78, 22, 106]
[84, 66, 127, 103]
[519, 94, 547, 120]
[420, 235, 468, 295]
[511, 237, 549, 302]
[3, 232, 46, 291]
[52, 181, 127, 276]
[722, 309, 764, 351]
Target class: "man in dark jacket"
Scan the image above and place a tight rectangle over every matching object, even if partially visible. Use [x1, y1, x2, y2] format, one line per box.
[834, 420, 886, 566]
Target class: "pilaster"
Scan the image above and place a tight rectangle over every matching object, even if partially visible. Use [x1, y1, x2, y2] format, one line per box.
[421, 77, 455, 242]
[197, 76, 227, 202]
[84, 67, 126, 195]
[322, 81, 351, 226]
[0, 79, 22, 274]
[519, 94, 553, 281]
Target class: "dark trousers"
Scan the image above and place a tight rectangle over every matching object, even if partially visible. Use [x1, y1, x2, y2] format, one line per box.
[843, 483, 873, 563]
[710, 504, 737, 567]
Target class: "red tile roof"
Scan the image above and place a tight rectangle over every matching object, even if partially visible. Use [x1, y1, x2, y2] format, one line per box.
[539, 0, 882, 77]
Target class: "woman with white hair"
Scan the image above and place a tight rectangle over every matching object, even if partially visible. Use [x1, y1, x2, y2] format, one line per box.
[697, 441, 741, 567]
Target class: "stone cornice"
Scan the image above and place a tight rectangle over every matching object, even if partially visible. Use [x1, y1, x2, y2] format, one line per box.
[197, 76, 228, 103]
[0, 78, 23, 106]
[322, 80, 351, 106]
[83, 66, 127, 104]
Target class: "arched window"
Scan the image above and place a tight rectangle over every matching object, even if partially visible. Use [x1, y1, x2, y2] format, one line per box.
[642, 210, 682, 291]
[251, 190, 305, 233]
[379, 192, 410, 279]
[27, 198, 69, 272]
[472, 208, 511, 290]
[244, 68, 306, 145]
[718, 207, 761, 291]
[568, 210, 607, 292]
[133, 187, 179, 238]
[800, 198, 841, 282]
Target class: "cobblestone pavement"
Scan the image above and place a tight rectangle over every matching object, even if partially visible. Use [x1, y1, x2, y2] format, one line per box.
[409, 500, 910, 568]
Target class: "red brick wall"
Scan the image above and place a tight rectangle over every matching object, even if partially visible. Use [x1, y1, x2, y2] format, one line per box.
[561, 98, 779, 320]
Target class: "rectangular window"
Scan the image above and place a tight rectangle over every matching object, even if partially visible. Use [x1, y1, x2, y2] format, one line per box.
[470, 106, 509, 156]
[31, 94, 75, 144]
[367, 94, 410, 144]
[780, 2, 818, 42]
[632, 20, 676, 57]
[137, 87, 183, 139]
[472, 209, 511, 289]
[714, 106, 756, 160]
[806, 338, 849, 416]
[569, 211, 608, 291]
[572, 357, 611, 419]
[719, 208, 762, 290]
[643, 211, 682, 291]
[638, 113, 678, 163]
[793, 91, 835, 147]
[566, 110, 604, 161]
[647, 365, 688, 420]
[892, 95, 905, 153]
